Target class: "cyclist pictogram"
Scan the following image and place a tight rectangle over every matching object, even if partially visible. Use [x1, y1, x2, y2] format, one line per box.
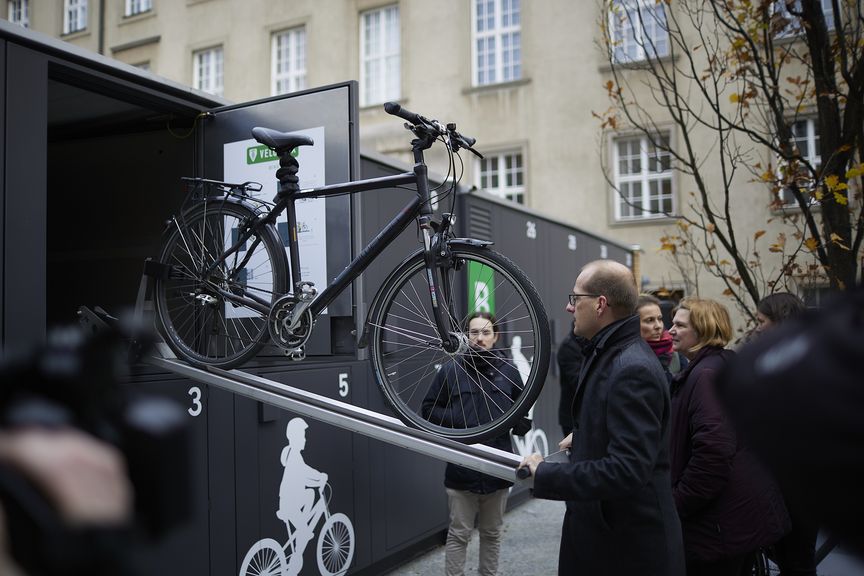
[239, 418, 355, 576]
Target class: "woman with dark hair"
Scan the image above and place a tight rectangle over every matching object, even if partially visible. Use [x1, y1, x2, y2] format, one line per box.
[668, 298, 789, 576]
[755, 292, 806, 335]
[421, 311, 522, 576]
[755, 292, 816, 576]
[636, 294, 686, 382]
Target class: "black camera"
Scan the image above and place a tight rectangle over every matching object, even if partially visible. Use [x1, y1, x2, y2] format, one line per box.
[0, 311, 192, 576]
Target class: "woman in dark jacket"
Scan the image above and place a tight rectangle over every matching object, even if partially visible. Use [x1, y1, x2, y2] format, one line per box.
[668, 298, 789, 576]
[421, 312, 521, 576]
[754, 292, 817, 576]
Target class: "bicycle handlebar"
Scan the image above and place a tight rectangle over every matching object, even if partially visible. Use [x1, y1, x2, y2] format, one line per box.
[384, 101, 423, 125]
[384, 102, 482, 158]
[516, 466, 532, 480]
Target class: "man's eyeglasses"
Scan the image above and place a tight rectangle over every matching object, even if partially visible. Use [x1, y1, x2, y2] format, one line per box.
[568, 293, 601, 306]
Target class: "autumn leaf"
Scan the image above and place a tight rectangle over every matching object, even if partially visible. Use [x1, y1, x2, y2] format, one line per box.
[824, 174, 839, 190]
[722, 288, 734, 296]
[846, 163, 864, 179]
[804, 237, 819, 252]
[834, 191, 848, 205]
[830, 233, 850, 250]
[729, 93, 741, 103]
[706, 223, 716, 233]
[754, 230, 766, 241]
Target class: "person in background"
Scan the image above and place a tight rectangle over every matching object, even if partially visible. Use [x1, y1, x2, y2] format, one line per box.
[556, 321, 587, 437]
[422, 312, 522, 576]
[755, 292, 806, 335]
[668, 298, 789, 576]
[520, 260, 684, 576]
[719, 288, 864, 562]
[753, 292, 816, 576]
[636, 294, 687, 383]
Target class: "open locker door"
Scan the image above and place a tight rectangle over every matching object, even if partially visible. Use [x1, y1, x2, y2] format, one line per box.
[198, 81, 360, 359]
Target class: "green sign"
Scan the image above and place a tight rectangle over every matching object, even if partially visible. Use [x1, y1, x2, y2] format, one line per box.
[245, 144, 299, 164]
[467, 261, 495, 314]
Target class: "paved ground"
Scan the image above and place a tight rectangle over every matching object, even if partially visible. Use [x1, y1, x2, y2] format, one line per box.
[383, 496, 864, 576]
[384, 496, 564, 576]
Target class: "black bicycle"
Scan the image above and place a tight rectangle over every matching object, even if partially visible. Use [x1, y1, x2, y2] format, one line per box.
[153, 102, 550, 443]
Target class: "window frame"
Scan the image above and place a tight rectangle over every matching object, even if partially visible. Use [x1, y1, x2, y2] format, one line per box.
[124, 0, 153, 17]
[470, 0, 522, 87]
[776, 117, 821, 208]
[359, 4, 401, 107]
[608, 0, 670, 64]
[193, 45, 224, 97]
[611, 131, 676, 222]
[271, 26, 307, 96]
[8, 0, 29, 27]
[773, 0, 835, 37]
[475, 150, 526, 204]
[63, 0, 88, 34]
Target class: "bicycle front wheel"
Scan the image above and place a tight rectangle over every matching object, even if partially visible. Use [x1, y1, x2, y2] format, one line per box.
[368, 244, 550, 443]
[154, 201, 288, 368]
[316, 513, 355, 576]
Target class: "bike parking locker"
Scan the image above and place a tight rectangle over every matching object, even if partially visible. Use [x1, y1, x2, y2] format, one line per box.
[147, 354, 528, 484]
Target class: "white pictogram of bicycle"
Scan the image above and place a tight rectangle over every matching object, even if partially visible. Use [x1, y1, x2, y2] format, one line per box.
[240, 483, 355, 576]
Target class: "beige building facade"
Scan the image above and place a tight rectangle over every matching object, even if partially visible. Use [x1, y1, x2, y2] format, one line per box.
[6, 0, 828, 328]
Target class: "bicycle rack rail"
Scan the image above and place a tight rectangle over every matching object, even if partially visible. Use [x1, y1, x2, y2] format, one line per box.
[145, 354, 529, 485]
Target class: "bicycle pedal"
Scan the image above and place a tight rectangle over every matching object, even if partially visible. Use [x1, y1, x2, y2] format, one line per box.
[285, 347, 305, 361]
[297, 282, 317, 302]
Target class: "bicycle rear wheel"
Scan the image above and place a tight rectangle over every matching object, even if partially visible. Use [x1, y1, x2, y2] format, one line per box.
[239, 538, 287, 576]
[368, 244, 550, 443]
[154, 201, 288, 368]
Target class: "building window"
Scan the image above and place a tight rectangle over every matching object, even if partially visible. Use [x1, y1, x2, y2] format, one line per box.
[64, 0, 88, 34]
[778, 118, 821, 206]
[774, 0, 835, 36]
[478, 151, 525, 204]
[608, 0, 669, 63]
[8, 0, 29, 27]
[125, 0, 152, 17]
[193, 46, 224, 97]
[360, 4, 400, 107]
[272, 27, 306, 96]
[613, 133, 674, 221]
[472, 0, 521, 86]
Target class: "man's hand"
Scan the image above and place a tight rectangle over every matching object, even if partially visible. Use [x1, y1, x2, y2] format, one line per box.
[519, 453, 545, 476]
[0, 428, 133, 527]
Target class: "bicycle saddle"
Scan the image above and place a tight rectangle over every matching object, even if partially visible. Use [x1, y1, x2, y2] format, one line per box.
[251, 127, 314, 153]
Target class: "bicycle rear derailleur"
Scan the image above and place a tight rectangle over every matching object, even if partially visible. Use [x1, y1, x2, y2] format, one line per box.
[268, 283, 315, 360]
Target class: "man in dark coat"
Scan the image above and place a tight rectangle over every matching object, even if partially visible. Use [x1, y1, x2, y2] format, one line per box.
[556, 325, 586, 437]
[520, 260, 684, 576]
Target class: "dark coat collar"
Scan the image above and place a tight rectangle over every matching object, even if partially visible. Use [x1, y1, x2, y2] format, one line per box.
[583, 314, 640, 355]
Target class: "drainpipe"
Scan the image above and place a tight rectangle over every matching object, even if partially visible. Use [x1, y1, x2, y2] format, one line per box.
[98, 0, 106, 54]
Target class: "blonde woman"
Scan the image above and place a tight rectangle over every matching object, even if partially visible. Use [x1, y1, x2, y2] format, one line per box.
[668, 298, 789, 576]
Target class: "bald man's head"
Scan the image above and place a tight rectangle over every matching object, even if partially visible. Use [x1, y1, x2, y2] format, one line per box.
[579, 260, 638, 320]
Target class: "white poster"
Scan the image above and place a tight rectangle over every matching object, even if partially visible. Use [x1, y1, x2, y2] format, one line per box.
[223, 126, 327, 314]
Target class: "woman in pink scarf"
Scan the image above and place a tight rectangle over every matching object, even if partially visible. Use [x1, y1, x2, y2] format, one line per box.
[637, 294, 686, 382]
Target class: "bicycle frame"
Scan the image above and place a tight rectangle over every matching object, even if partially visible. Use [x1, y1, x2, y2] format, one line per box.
[201, 163, 444, 322]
